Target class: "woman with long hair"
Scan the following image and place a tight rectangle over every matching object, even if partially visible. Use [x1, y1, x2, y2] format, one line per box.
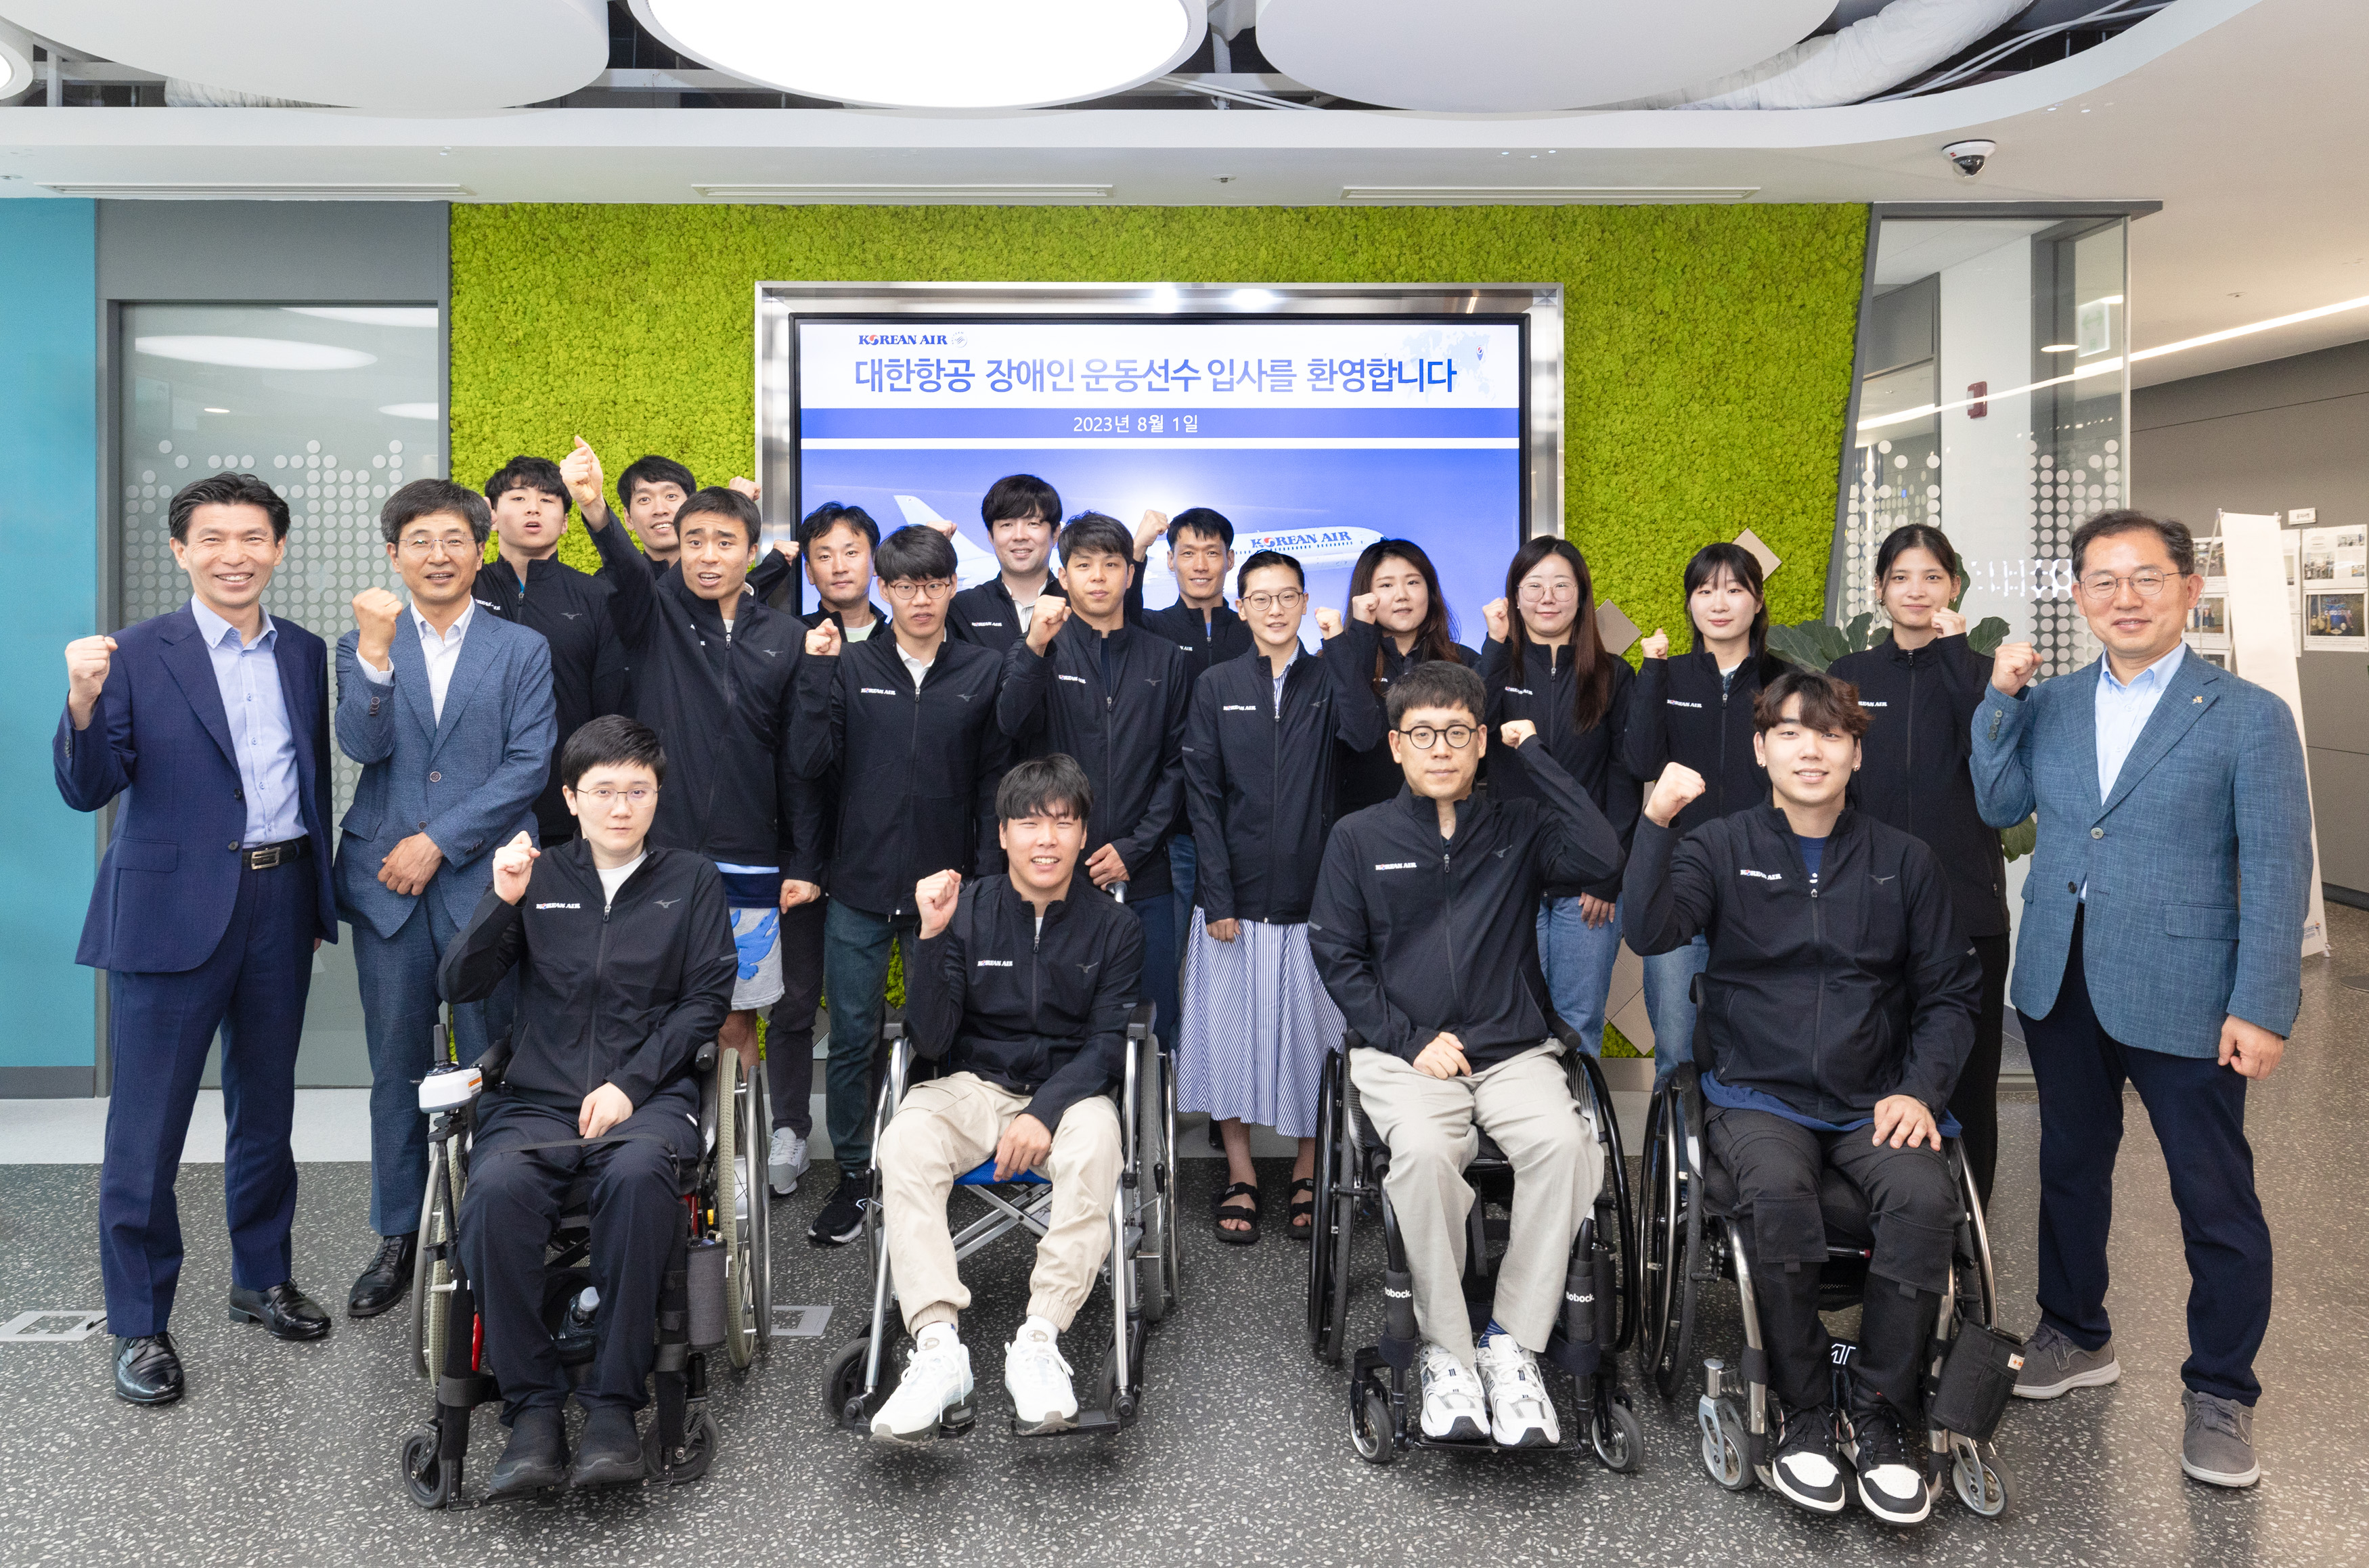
[1477, 537, 1637, 1056]
[1828, 523, 2010, 1203]
[1334, 539, 1478, 817]
[1621, 540, 1787, 1085]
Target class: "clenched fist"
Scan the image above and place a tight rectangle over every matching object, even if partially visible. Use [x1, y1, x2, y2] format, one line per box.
[805, 619, 843, 658]
[1645, 761, 1706, 827]
[727, 475, 761, 501]
[1350, 593, 1378, 625]
[1932, 606, 1968, 639]
[1640, 628, 1670, 660]
[1313, 606, 1344, 640]
[1027, 596, 1071, 654]
[353, 585, 404, 669]
[1990, 642, 2039, 696]
[1500, 719, 1536, 749]
[64, 635, 117, 728]
[1133, 509, 1170, 560]
[915, 869, 963, 940]
[1482, 598, 1511, 644]
[491, 831, 539, 905]
[560, 437, 606, 520]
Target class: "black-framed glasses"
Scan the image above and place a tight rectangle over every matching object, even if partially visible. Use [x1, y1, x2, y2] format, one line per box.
[569, 786, 657, 805]
[885, 579, 956, 602]
[1398, 723, 1477, 750]
[2077, 569, 2179, 601]
[1241, 589, 1304, 612]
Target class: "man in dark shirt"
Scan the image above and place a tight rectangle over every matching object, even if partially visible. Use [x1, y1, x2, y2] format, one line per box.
[560, 447, 696, 575]
[948, 473, 1063, 654]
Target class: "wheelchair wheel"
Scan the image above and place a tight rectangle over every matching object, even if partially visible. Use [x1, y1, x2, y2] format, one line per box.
[1953, 1443, 2014, 1519]
[399, 1425, 456, 1509]
[823, 1333, 899, 1431]
[1591, 1394, 1644, 1475]
[644, 1405, 717, 1484]
[1349, 1373, 1396, 1465]
[716, 1050, 761, 1372]
[413, 1142, 456, 1383]
[1307, 1054, 1356, 1364]
[1698, 1395, 1752, 1491]
[1134, 1044, 1174, 1324]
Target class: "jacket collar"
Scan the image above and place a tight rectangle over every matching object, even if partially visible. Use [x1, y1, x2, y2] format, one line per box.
[1396, 783, 1478, 839]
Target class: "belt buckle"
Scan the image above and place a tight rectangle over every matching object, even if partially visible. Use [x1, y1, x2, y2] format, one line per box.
[250, 844, 283, 870]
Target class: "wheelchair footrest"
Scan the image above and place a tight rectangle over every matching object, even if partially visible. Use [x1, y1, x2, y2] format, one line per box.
[1013, 1405, 1130, 1438]
[435, 1372, 496, 1410]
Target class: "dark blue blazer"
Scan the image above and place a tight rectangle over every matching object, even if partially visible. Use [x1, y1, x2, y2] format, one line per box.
[54, 602, 337, 972]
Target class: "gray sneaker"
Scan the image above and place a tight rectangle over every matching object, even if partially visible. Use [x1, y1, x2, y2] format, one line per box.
[2181, 1391, 2260, 1487]
[2013, 1320, 2121, 1399]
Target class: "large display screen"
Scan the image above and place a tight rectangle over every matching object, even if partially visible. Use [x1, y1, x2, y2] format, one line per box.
[793, 315, 1526, 646]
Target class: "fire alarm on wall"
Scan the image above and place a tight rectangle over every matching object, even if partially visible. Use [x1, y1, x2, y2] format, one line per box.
[1967, 381, 1989, 420]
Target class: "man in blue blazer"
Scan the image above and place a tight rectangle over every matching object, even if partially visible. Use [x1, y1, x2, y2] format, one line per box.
[56, 472, 340, 1405]
[334, 478, 554, 1319]
[1972, 510, 2311, 1490]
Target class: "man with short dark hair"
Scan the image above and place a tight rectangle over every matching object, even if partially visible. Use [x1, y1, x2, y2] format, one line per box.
[562, 448, 696, 573]
[795, 524, 1013, 1246]
[795, 501, 889, 641]
[950, 473, 1064, 653]
[1130, 506, 1252, 923]
[1626, 668, 1980, 1525]
[58, 470, 341, 1404]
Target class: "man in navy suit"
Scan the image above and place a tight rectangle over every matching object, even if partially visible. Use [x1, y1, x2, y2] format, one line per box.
[56, 471, 340, 1406]
[335, 478, 555, 1319]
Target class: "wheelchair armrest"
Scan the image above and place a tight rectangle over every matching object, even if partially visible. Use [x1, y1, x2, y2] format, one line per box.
[694, 1038, 717, 1072]
[470, 1030, 514, 1090]
[1340, 1029, 1363, 1053]
[1126, 1001, 1151, 1041]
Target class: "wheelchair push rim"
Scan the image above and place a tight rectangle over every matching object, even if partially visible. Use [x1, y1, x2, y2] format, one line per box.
[717, 1048, 763, 1371]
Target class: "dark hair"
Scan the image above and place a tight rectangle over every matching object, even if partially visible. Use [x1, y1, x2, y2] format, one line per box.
[169, 471, 290, 543]
[1386, 658, 1486, 730]
[874, 524, 958, 584]
[1168, 506, 1235, 550]
[799, 501, 879, 551]
[617, 455, 697, 508]
[673, 487, 759, 547]
[1872, 522, 1964, 591]
[379, 478, 493, 547]
[1058, 510, 1134, 568]
[1682, 542, 1770, 656]
[1504, 537, 1613, 731]
[1754, 667, 1870, 739]
[560, 715, 667, 790]
[483, 455, 568, 514]
[1349, 538, 1460, 692]
[981, 474, 1061, 527]
[2069, 508, 2195, 578]
[996, 753, 1093, 824]
[1235, 549, 1304, 591]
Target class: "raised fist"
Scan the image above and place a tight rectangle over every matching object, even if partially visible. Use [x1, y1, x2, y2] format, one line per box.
[915, 868, 962, 939]
[353, 586, 404, 665]
[727, 474, 761, 502]
[1134, 509, 1170, 560]
[1312, 606, 1344, 640]
[1499, 718, 1536, 749]
[1482, 597, 1511, 644]
[491, 831, 540, 905]
[1027, 595, 1071, 654]
[805, 619, 843, 657]
[1640, 627, 1670, 660]
[64, 634, 117, 725]
[1350, 592, 1378, 625]
[1645, 761, 1707, 827]
[1990, 642, 2039, 696]
[1931, 606, 1968, 639]
[560, 437, 606, 516]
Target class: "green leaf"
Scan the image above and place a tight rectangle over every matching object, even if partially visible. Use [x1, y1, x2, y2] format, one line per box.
[1767, 619, 1834, 671]
[1844, 610, 1876, 652]
[1999, 815, 2037, 861]
[1967, 616, 2011, 656]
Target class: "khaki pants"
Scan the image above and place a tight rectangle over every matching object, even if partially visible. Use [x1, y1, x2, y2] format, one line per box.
[876, 1072, 1124, 1335]
[1348, 1041, 1599, 1369]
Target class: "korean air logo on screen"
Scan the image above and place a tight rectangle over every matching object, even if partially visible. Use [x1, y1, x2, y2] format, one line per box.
[856, 331, 967, 347]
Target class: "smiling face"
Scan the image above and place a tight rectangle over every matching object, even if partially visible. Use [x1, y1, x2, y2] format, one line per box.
[1238, 560, 1306, 655]
[1689, 564, 1761, 648]
[999, 806, 1087, 901]
[491, 484, 568, 558]
[678, 508, 757, 604]
[1366, 554, 1432, 637]
[563, 760, 661, 861]
[1388, 700, 1486, 802]
[624, 478, 687, 558]
[384, 508, 481, 615]
[989, 511, 1055, 577]
[1752, 694, 1862, 812]
[1515, 554, 1580, 641]
[1880, 545, 1957, 632]
[1168, 525, 1233, 608]
[171, 501, 286, 619]
[2075, 527, 2198, 668]
[804, 519, 875, 615]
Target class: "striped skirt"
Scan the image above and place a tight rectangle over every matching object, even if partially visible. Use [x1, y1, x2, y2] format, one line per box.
[1176, 907, 1343, 1140]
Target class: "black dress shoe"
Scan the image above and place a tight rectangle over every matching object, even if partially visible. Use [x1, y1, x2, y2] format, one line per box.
[114, 1332, 184, 1406]
[569, 1406, 646, 1488]
[348, 1233, 418, 1319]
[486, 1408, 569, 1498]
[227, 1280, 332, 1341]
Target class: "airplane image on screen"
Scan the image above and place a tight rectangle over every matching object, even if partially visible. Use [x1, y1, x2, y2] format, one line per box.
[1231, 524, 1384, 568]
[891, 495, 1002, 588]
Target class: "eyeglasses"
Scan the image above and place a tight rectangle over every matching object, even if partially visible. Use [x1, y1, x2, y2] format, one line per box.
[1517, 579, 1578, 604]
[885, 579, 956, 602]
[1241, 589, 1305, 612]
[2077, 569, 2181, 601]
[399, 533, 476, 558]
[1398, 723, 1477, 751]
[571, 786, 656, 805]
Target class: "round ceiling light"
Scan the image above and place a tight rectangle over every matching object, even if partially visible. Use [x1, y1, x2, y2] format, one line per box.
[135, 336, 379, 372]
[631, 0, 1204, 110]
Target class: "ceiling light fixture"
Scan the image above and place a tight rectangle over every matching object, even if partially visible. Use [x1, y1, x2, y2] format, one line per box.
[133, 336, 378, 372]
[2040, 344, 2078, 353]
[203, 407, 229, 414]
[284, 307, 438, 329]
[632, 0, 1203, 109]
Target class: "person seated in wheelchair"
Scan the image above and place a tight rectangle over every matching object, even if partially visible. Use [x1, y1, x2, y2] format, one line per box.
[1623, 667, 1980, 1525]
[437, 716, 738, 1496]
[868, 753, 1146, 1444]
[1307, 660, 1622, 1448]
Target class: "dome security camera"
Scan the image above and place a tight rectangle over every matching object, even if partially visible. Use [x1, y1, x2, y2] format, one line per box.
[1943, 139, 1996, 179]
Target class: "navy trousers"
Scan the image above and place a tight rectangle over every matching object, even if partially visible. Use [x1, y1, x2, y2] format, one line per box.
[2021, 913, 2274, 1405]
[101, 859, 316, 1338]
[765, 898, 828, 1140]
[1128, 887, 1178, 1050]
[352, 889, 515, 1236]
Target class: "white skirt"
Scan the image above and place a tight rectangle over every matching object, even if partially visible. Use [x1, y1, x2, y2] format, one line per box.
[1176, 907, 1343, 1140]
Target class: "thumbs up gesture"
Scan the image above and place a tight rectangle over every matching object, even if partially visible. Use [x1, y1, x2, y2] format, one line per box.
[491, 831, 540, 905]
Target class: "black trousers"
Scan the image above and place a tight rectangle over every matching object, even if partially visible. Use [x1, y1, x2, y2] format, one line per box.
[766, 898, 828, 1139]
[456, 1095, 699, 1423]
[1706, 1105, 1955, 1416]
[1949, 933, 2011, 1208]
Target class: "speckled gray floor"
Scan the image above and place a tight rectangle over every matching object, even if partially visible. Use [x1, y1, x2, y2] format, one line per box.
[2, 906, 2365, 1566]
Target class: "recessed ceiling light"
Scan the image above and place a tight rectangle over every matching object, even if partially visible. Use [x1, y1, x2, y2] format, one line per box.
[202, 407, 229, 414]
[2041, 344, 2078, 353]
[284, 307, 439, 329]
[378, 403, 441, 421]
[133, 336, 378, 372]
[631, 0, 1201, 108]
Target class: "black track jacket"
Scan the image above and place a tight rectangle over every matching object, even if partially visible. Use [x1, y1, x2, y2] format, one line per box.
[995, 617, 1190, 898]
[906, 874, 1146, 1132]
[951, 575, 1062, 656]
[474, 554, 629, 843]
[1621, 648, 1788, 837]
[1621, 805, 1978, 1122]
[1309, 741, 1622, 1071]
[441, 841, 736, 1115]
[1334, 637, 1481, 817]
[1182, 625, 1385, 924]
[1479, 639, 1639, 903]
[1138, 600, 1255, 696]
[1828, 634, 2009, 941]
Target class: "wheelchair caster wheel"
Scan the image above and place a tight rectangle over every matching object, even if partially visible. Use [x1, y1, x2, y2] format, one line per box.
[644, 1407, 716, 1484]
[1591, 1396, 1644, 1474]
[399, 1426, 457, 1509]
[1698, 1395, 1752, 1491]
[823, 1334, 898, 1431]
[1350, 1379, 1396, 1465]
[1953, 1446, 2013, 1519]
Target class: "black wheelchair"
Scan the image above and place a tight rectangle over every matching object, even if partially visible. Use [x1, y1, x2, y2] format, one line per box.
[397, 1016, 772, 1507]
[822, 1004, 1178, 1437]
[1305, 1030, 1643, 1470]
[1637, 1054, 2015, 1519]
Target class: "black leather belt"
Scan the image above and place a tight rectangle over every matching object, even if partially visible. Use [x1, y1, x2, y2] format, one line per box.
[242, 838, 311, 871]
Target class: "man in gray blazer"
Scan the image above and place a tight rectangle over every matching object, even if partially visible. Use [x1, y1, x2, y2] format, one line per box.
[1972, 509, 2311, 1490]
[334, 478, 556, 1319]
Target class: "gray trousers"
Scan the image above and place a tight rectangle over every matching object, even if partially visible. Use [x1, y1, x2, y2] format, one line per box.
[1348, 1041, 1599, 1369]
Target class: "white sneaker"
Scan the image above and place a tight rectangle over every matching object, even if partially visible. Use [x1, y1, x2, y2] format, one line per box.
[1475, 1335, 1559, 1448]
[769, 1130, 810, 1198]
[869, 1327, 973, 1445]
[1004, 1318, 1079, 1434]
[1417, 1344, 1488, 1441]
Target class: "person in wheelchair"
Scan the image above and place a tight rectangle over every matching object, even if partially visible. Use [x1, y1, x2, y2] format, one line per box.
[1307, 660, 1622, 1448]
[1623, 667, 1980, 1524]
[867, 753, 1147, 1443]
[437, 716, 737, 1495]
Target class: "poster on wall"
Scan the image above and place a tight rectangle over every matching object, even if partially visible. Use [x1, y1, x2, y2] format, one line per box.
[2300, 523, 2366, 650]
[793, 316, 1525, 643]
[2222, 514, 2330, 958]
[2282, 528, 2303, 653]
[2187, 535, 2230, 653]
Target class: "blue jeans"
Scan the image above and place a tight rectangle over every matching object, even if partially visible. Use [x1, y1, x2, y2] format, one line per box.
[1534, 895, 1622, 1056]
[1640, 934, 1709, 1088]
[1169, 832, 1197, 939]
[822, 900, 917, 1168]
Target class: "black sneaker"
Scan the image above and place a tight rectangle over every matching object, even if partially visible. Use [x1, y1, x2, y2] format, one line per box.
[1844, 1399, 1932, 1525]
[1770, 1404, 1847, 1515]
[807, 1170, 871, 1247]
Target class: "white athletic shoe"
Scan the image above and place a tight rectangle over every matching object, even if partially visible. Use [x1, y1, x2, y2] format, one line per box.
[768, 1130, 810, 1198]
[1004, 1318, 1080, 1434]
[869, 1327, 973, 1445]
[1417, 1343, 1489, 1441]
[1474, 1335, 1559, 1448]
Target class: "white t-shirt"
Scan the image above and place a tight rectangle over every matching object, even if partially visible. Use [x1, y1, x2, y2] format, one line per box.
[898, 639, 934, 690]
[597, 852, 646, 913]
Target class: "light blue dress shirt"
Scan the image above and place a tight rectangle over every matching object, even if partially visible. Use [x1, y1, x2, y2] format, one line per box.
[190, 597, 303, 846]
[2083, 640, 2184, 902]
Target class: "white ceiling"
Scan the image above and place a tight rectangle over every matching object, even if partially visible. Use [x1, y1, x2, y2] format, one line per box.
[0, 0, 2360, 385]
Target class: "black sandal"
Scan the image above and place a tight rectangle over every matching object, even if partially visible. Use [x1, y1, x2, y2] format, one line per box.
[1213, 1181, 1260, 1245]
[1287, 1176, 1316, 1240]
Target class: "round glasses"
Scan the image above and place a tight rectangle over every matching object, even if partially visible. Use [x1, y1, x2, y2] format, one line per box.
[1397, 723, 1477, 750]
[1241, 589, 1305, 613]
[885, 579, 956, 602]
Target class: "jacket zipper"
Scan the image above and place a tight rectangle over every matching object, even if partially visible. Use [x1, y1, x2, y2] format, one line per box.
[590, 891, 614, 1098]
[1903, 650, 1918, 840]
[1440, 834, 1464, 1022]
[1714, 661, 1731, 817]
[902, 647, 925, 913]
[701, 612, 736, 844]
